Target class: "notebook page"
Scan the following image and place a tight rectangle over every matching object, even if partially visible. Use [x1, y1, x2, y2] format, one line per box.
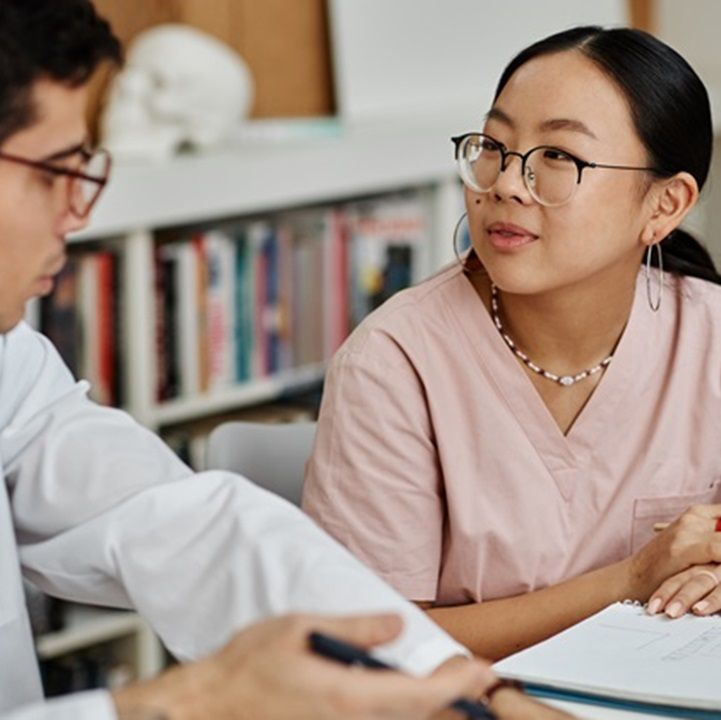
[493, 602, 721, 711]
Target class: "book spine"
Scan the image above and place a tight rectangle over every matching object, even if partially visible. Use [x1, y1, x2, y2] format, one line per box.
[176, 242, 199, 397]
[194, 234, 209, 394]
[248, 222, 269, 378]
[154, 244, 168, 402]
[277, 223, 294, 371]
[205, 230, 237, 391]
[233, 231, 249, 383]
[78, 254, 99, 397]
[96, 251, 115, 406]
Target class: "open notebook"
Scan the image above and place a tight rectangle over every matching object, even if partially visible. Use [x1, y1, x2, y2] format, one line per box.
[494, 602, 721, 718]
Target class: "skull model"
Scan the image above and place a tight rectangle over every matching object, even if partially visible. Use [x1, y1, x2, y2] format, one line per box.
[100, 24, 254, 160]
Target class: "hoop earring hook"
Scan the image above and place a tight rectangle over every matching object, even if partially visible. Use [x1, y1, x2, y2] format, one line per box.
[452, 211, 468, 265]
[645, 242, 663, 312]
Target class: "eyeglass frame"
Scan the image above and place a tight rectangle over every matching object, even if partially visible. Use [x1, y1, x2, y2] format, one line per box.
[450, 132, 662, 206]
[0, 146, 111, 218]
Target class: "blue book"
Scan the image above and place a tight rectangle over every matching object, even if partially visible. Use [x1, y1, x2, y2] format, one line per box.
[263, 227, 280, 374]
[233, 232, 251, 382]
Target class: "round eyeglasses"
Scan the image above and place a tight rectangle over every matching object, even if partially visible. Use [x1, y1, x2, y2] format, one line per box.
[451, 132, 660, 207]
[0, 146, 111, 218]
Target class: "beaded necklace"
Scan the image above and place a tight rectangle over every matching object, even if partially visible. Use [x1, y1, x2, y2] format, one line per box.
[490, 283, 613, 387]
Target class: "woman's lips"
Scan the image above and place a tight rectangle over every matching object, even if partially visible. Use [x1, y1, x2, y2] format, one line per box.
[486, 222, 539, 251]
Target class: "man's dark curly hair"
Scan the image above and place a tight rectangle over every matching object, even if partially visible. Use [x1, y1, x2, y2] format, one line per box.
[0, 0, 121, 145]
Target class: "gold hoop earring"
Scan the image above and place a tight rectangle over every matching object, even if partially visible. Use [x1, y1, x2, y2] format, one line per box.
[644, 242, 663, 312]
[452, 212, 468, 264]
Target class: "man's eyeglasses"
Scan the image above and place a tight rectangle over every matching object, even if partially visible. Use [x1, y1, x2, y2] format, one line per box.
[0, 146, 111, 217]
[451, 132, 660, 207]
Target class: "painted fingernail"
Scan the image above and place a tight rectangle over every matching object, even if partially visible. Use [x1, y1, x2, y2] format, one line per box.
[647, 598, 661, 615]
[693, 600, 710, 614]
[665, 601, 683, 618]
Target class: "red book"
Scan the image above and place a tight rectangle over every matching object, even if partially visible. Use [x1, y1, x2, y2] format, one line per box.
[96, 251, 115, 406]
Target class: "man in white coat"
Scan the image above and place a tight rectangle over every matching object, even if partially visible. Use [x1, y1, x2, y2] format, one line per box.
[0, 2, 570, 719]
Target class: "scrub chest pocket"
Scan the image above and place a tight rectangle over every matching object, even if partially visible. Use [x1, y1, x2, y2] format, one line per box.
[631, 480, 721, 553]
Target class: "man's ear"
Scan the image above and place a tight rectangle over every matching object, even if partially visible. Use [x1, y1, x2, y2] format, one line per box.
[640, 171, 698, 247]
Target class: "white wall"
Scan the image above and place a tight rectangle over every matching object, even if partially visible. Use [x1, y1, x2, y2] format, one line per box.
[329, 0, 627, 122]
[657, 0, 721, 114]
[657, 0, 721, 263]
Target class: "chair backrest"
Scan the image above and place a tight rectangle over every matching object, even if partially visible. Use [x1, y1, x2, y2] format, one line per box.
[205, 421, 316, 506]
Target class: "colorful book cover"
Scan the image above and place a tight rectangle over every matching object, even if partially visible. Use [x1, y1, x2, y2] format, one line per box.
[95, 251, 116, 406]
[205, 231, 235, 391]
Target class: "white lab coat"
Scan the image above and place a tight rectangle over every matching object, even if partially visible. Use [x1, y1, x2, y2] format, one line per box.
[0, 323, 467, 719]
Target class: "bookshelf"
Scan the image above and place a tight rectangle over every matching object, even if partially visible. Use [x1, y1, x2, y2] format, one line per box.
[64, 108, 472, 431]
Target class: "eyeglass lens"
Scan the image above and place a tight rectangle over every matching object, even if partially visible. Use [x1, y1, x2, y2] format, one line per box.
[457, 134, 578, 206]
[69, 151, 110, 216]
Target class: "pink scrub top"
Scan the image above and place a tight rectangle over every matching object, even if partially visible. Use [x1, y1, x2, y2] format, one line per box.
[302, 260, 721, 605]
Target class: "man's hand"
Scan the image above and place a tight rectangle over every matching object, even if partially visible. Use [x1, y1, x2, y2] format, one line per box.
[113, 612, 493, 720]
[422, 655, 575, 719]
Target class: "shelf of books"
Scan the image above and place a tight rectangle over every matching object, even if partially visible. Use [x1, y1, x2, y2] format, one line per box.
[53, 188, 447, 432]
[44, 112, 467, 436]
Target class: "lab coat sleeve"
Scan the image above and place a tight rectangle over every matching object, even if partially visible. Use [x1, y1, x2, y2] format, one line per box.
[2, 324, 468, 676]
[2, 691, 115, 720]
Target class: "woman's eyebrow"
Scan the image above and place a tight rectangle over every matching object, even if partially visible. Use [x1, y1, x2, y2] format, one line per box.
[538, 118, 598, 140]
[484, 107, 513, 126]
[485, 107, 598, 140]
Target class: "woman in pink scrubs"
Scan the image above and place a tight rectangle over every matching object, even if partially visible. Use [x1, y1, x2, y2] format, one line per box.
[303, 26, 721, 660]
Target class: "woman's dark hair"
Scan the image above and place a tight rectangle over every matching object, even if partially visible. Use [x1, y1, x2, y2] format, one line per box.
[495, 25, 721, 285]
[0, 0, 122, 145]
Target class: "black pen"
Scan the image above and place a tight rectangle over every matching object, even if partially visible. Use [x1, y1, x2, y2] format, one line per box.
[309, 631, 498, 720]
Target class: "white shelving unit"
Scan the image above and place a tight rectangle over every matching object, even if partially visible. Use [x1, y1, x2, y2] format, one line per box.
[36, 604, 165, 684]
[72, 109, 471, 430]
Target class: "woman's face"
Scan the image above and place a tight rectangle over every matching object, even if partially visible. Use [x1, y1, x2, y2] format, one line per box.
[467, 49, 657, 295]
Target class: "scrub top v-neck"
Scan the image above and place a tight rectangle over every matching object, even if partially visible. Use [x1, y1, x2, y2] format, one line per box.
[450, 265, 662, 501]
[303, 261, 721, 605]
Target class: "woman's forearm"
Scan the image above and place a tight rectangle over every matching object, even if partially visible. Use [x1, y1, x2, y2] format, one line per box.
[425, 558, 632, 660]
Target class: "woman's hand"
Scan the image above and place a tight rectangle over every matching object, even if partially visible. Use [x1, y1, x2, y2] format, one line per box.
[624, 504, 721, 601]
[646, 563, 721, 618]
